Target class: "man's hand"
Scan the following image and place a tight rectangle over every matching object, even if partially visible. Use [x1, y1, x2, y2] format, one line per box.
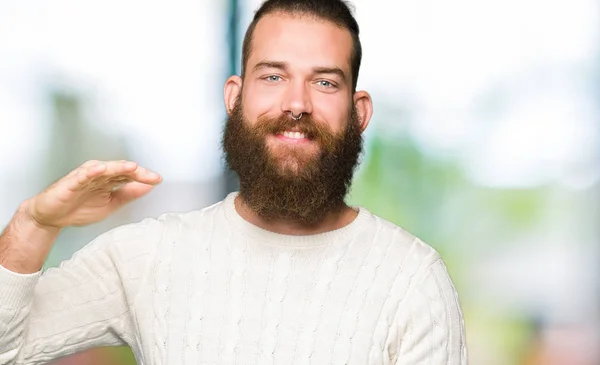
[27, 160, 162, 228]
[0, 160, 162, 273]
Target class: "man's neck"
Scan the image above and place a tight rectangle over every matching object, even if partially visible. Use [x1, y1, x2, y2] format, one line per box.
[234, 195, 358, 236]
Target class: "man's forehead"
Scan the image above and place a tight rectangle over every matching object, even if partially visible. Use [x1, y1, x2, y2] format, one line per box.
[248, 12, 353, 77]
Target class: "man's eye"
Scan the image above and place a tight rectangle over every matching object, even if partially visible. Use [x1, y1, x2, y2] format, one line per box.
[265, 75, 282, 82]
[317, 80, 335, 88]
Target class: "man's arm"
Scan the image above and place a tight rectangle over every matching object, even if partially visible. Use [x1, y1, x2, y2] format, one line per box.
[0, 160, 162, 364]
[392, 259, 468, 365]
[0, 219, 161, 364]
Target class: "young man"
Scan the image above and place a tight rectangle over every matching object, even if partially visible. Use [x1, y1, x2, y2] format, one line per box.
[0, 0, 467, 364]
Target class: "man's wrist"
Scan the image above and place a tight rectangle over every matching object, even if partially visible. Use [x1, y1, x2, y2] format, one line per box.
[0, 201, 62, 274]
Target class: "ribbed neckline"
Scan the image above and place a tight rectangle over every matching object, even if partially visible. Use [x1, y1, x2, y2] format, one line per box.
[222, 192, 370, 248]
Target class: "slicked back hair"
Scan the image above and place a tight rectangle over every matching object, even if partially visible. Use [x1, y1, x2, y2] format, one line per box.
[241, 0, 362, 91]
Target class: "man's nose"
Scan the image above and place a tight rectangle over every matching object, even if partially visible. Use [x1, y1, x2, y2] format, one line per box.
[281, 81, 313, 118]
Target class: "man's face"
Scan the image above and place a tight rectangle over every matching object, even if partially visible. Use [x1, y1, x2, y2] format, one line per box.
[222, 13, 364, 224]
[241, 12, 355, 166]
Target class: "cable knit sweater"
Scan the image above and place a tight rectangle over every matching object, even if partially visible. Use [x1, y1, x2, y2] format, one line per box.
[0, 192, 467, 364]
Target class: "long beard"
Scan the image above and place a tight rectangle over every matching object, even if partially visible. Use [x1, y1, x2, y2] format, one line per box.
[222, 98, 363, 225]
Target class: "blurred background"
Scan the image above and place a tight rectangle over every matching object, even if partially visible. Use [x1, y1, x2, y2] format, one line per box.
[1, 0, 599, 364]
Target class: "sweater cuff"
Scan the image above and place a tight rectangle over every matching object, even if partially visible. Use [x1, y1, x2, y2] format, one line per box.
[0, 263, 41, 310]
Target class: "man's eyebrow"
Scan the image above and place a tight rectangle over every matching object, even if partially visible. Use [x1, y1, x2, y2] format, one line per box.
[253, 61, 288, 72]
[252, 62, 347, 80]
[312, 66, 347, 80]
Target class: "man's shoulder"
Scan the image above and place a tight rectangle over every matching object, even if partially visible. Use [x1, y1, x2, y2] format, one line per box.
[364, 210, 442, 267]
[95, 199, 226, 252]
[135, 198, 228, 238]
[151, 198, 225, 227]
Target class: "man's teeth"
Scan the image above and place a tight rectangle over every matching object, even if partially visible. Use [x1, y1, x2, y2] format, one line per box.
[281, 131, 306, 139]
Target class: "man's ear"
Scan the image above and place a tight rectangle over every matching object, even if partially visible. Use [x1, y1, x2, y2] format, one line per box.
[224, 75, 243, 115]
[353, 90, 373, 133]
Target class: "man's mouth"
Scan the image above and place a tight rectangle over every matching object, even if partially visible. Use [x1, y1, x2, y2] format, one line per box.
[274, 130, 311, 143]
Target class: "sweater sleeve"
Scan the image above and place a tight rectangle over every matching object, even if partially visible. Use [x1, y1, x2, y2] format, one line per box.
[392, 259, 468, 365]
[0, 217, 163, 365]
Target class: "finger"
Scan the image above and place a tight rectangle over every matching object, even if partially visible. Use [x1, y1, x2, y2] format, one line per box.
[110, 181, 157, 206]
[73, 163, 108, 187]
[103, 160, 138, 176]
[99, 162, 161, 185]
[66, 160, 101, 178]
[129, 166, 162, 185]
[67, 161, 159, 193]
[61, 163, 103, 192]
[81, 159, 102, 168]
[71, 161, 134, 190]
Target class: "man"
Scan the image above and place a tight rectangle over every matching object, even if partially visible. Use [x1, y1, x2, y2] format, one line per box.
[0, 0, 467, 364]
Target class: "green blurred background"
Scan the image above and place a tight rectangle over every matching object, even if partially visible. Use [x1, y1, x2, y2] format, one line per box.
[1, 0, 598, 364]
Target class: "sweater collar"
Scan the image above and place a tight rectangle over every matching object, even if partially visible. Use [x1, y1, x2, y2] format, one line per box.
[222, 192, 370, 248]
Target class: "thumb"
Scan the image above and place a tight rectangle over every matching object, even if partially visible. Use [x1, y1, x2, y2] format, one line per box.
[111, 182, 157, 207]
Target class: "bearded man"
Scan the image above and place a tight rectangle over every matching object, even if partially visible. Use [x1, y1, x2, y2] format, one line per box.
[0, 0, 467, 364]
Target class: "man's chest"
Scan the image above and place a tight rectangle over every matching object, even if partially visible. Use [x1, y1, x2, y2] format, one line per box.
[132, 243, 401, 365]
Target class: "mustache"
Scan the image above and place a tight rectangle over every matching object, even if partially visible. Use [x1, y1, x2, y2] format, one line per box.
[252, 113, 336, 146]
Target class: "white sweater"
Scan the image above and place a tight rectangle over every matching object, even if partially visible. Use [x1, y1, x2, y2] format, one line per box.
[0, 192, 467, 365]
